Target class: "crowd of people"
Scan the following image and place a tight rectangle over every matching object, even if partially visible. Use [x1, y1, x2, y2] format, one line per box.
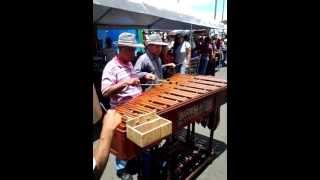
[92, 30, 227, 180]
[93, 31, 227, 87]
[146, 31, 228, 76]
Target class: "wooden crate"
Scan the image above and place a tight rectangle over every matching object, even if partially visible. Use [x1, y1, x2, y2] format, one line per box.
[126, 112, 172, 148]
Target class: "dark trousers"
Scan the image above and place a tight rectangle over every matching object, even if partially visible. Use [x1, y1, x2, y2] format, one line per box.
[206, 58, 216, 76]
[198, 55, 209, 75]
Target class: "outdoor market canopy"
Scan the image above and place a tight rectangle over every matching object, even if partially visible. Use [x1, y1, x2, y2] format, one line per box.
[93, 0, 224, 30]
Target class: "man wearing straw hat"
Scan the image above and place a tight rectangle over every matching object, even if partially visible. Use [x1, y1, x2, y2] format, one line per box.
[101, 32, 155, 108]
[134, 33, 175, 88]
[101, 32, 154, 180]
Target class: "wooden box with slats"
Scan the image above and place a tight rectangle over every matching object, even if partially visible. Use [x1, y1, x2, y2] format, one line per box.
[126, 112, 172, 148]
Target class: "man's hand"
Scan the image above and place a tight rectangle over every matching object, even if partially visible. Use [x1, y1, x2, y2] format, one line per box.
[102, 78, 140, 97]
[166, 63, 176, 68]
[101, 109, 122, 132]
[144, 73, 156, 81]
[122, 77, 140, 86]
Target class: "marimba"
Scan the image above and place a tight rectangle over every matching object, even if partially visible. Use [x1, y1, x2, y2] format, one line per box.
[111, 74, 227, 160]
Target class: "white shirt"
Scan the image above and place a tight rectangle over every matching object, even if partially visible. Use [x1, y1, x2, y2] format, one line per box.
[174, 41, 191, 65]
[168, 40, 174, 49]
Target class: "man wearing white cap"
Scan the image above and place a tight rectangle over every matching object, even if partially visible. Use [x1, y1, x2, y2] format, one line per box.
[101, 32, 154, 180]
[134, 33, 175, 87]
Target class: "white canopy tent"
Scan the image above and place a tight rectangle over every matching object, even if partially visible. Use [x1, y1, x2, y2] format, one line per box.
[93, 0, 224, 30]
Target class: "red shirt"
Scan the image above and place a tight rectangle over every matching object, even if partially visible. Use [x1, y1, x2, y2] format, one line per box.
[200, 43, 213, 56]
[161, 51, 174, 64]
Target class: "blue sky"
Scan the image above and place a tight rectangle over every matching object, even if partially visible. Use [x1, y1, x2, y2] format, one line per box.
[141, 0, 227, 21]
[190, 0, 226, 20]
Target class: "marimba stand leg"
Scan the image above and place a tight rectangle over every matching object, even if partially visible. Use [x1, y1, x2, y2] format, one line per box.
[186, 122, 196, 144]
[191, 122, 195, 143]
[186, 124, 191, 143]
[208, 128, 215, 155]
[137, 155, 143, 180]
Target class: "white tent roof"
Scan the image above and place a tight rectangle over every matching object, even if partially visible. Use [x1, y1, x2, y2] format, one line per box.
[93, 0, 224, 29]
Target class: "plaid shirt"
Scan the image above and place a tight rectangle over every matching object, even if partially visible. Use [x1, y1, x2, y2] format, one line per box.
[101, 56, 142, 108]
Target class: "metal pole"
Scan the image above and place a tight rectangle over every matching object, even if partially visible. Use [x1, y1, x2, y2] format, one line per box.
[191, 122, 195, 143]
[208, 128, 214, 154]
[190, 24, 193, 52]
[186, 124, 191, 143]
[222, 0, 225, 21]
[214, 0, 218, 20]
[190, 24, 193, 42]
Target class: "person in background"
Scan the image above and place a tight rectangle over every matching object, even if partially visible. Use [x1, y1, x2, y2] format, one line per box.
[198, 37, 214, 75]
[187, 34, 196, 57]
[215, 36, 223, 68]
[102, 37, 117, 63]
[160, 43, 175, 78]
[132, 51, 144, 66]
[211, 35, 221, 69]
[205, 37, 217, 75]
[222, 38, 227, 66]
[167, 35, 175, 50]
[93, 36, 106, 104]
[173, 33, 191, 74]
[192, 36, 202, 58]
[134, 34, 175, 89]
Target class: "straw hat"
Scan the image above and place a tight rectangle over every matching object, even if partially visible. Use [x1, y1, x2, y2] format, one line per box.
[146, 34, 168, 46]
[115, 32, 144, 48]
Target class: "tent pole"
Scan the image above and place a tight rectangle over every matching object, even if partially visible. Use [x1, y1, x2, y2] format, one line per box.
[214, 0, 218, 20]
[222, 0, 225, 21]
[190, 24, 193, 45]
